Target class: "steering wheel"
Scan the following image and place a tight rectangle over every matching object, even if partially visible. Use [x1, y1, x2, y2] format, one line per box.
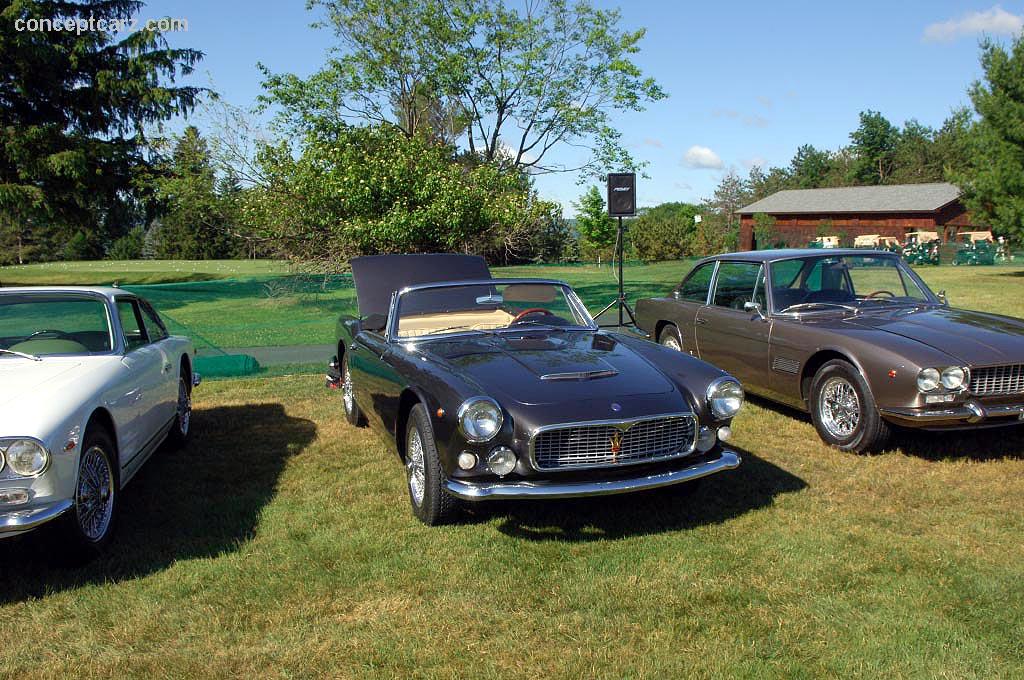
[865, 290, 896, 299]
[512, 308, 554, 323]
[27, 329, 72, 340]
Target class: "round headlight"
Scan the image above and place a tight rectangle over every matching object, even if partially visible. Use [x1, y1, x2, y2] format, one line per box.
[486, 446, 517, 476]
[940, 366, 966, 390]
[707, 379, 744, 419]
[6, 439, 49, 476]
[917, 367, 940, 392]
[458, 397, 503, 442]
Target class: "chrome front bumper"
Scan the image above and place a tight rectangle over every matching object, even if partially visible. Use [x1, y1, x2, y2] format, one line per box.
[444, 450, 741, 501]
[0, 499, 73, 537]
[880, 401, 1024, 428]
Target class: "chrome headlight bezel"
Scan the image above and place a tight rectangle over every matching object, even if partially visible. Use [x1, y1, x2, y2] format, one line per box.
[457, 397, 504, 443]
[940, 366, 967, 390]
[917, 367, 941, 392]
[2, 438, 50, 477]
[706, 377, 744, 420]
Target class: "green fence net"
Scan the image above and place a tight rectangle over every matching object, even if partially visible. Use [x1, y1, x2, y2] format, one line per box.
[122, 274, 357, 377]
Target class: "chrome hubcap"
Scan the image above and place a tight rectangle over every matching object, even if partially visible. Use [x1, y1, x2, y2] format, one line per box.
[342, 366, 354, 415]
[76, 446, 114, 541]
[407, 428, 426, 507]
[820, 376, 860, 439]
[661, 335, 681, 351]
[177, 378, 191, 435]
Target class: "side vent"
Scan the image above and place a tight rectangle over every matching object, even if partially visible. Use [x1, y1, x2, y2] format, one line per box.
[772, 357, 800, 375]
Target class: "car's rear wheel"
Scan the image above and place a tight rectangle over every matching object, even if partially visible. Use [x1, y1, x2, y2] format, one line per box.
[658, 324, 683, 351]
[809, 360, 891, 453]
[405, 403, 459, 525]
[62, 427, 119, 556]
[167, 374, 192, 447]
[342, 357, 365, 426]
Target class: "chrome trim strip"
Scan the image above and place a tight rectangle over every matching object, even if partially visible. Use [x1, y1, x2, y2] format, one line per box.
[540, 369, 619, 381]
[0, 499, 74, 535]
[879, 402, 1024, 424]
[444, 450, 740, 500]
[527, 412, 698, 471]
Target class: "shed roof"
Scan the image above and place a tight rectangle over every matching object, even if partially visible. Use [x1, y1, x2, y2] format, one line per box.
[738, 182, 960, 215]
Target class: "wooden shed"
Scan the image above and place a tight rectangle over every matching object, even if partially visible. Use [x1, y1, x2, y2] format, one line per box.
[737, 182, 983, 251]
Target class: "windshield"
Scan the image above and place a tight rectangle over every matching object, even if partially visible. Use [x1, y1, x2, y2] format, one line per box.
[769, 255, 931, 313]
[0, 297, 113, 356]
[394, 282, 593, 338]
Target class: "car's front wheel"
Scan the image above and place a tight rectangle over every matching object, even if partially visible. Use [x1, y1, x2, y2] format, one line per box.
[405, 403, 459, 525]
[809, 360, 891, 453]
[167, 373, 192, 447]
[62, 427, 119, 556]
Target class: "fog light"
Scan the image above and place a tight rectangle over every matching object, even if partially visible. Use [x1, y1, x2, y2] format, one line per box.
[925, 393, 957, 404]
[0, 489, 30, 506]
[486, 446, 517, 476]
[717, 426, 732, 442]
[457, 451, 478, 470]
[696, 426, 716, 452]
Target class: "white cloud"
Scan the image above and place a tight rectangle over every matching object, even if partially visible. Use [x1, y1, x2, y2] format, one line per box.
[643, 138, 664, 148]
[924, 6, 1023, 42]
[713, 108, 769, 128]
[742, 156, 768, 170]
[756, 95, 773, 109]
[683, 145, 724, 170]
[673, 181, 692, 191]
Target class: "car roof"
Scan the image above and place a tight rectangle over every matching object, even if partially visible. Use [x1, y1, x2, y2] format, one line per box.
[698, 248, 898, 264]
[0, 285, 132, 301]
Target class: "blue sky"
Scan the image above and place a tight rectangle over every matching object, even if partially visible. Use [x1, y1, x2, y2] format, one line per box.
[160, 1, 1024, 214]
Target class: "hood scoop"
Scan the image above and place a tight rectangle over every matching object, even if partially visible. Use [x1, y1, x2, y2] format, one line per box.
[540, 368, 619, 381]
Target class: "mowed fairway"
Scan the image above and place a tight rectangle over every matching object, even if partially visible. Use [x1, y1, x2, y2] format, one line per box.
[1, 260, 1023, 678]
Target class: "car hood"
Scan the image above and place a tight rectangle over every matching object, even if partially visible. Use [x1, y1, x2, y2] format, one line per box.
[414, 331, 676, 406]
[843, 306, 1024, 366]
[0, 357, 117, 435]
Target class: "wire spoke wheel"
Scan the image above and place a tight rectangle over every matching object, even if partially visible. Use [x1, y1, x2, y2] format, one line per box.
[342, 367, 355, 416]
[406, 428, 426, 507]
[76, 445, 115, 542]
[819, 376, 861, 439]
[177, 377, 191, 435]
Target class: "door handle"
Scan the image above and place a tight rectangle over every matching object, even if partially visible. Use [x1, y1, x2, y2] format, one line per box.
[163, 363, 173, 373]
[695, 318, 707, 325]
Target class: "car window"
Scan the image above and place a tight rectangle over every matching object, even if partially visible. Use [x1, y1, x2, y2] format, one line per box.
[712, 262, 764, 310]
[116, 300, 148, 352]
[678, 263, 715, 303]
[770, 260, 804, 288]
[139, 300, 169, 341]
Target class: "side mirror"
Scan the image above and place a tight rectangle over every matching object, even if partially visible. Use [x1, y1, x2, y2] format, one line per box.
[937, 290, 948, 306]
[362, 313, 387, 333]
[672, 290, 681, 300]
[744, 301, 767, 320]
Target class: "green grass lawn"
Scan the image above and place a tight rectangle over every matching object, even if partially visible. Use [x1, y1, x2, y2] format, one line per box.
[2, 374, 1022, 678]
[4, 258, 1022, 349]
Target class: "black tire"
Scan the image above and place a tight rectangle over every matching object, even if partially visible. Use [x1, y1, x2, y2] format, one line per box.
[658, 324, 683, 352]
[809, 359, 892, 453]
[61, 426, 119, 557]
[167, 373, 192, 448]
[405, 403, 459, 525]
[341, 356, 366, 427]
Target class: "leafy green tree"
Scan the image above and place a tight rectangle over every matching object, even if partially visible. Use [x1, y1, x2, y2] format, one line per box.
[108, 226, 145, 260]
[242, 124, 543, 264]
[262, 0, 665, 176]
[954, 36, 1024, 244]
[789, 145, 832, 188]
[0, 0, 203, 260]
[753, 213, 781, 249]
[713, 170, 750, 233]
[747, 165, 791, 201]
[573, 186, 616, 259]
[849, 110, 900, 184]
[631, 202, 699, 261]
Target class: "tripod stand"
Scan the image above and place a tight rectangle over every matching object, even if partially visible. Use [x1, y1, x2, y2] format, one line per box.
[593, 215, 637, 328]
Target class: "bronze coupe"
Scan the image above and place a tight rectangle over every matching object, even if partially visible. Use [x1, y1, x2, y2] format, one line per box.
[636, 249, 1024, 452]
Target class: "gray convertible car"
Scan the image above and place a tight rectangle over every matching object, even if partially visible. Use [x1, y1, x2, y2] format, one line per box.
[329, 254, 745, 524]
[636, 249, 1024, 453]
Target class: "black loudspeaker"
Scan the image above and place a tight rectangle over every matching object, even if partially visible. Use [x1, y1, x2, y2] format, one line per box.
[607, 172, 636, 217]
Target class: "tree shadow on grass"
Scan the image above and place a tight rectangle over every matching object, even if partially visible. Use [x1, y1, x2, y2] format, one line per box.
[0, 403, 316, 605]
[483, 447, 806, 542]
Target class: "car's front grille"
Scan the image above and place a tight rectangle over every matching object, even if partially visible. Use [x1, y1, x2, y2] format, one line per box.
[970, 364, 1024, 396]
[530, 415, 697, 470]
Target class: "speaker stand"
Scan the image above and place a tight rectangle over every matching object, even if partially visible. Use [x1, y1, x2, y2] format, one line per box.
[593, 216, 637, 329]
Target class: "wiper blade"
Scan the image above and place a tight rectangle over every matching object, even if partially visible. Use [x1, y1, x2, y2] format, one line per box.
[779, 302, 858, 314]
[0, 348, 42, 361]
[504, 320, 567, 331]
